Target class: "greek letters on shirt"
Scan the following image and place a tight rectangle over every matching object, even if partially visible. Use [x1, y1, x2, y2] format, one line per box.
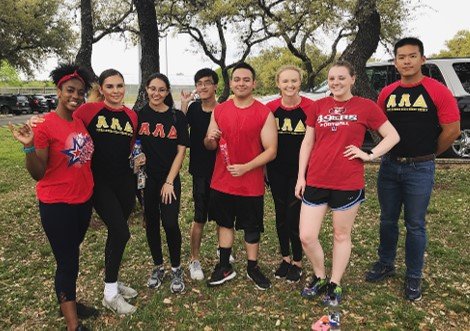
[138, 122, 178, 139]
[385, 93, 429, 112]
[275, 117, 306, 135]
[94, 115, 134, 137]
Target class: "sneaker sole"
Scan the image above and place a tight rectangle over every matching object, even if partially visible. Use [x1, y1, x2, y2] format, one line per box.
[170, 284, 185, 294]
[287, 272, 303, 283]
[207, 271, 237, 286]
[102, 299, 137, 315]
[407, 294, 422, 301]
[246, 273, 271, 291]
[147, 280, 162, 289]
[120, 291, 138, 300]
[365, 270, 396, 283]
[274, 274, 287, 279]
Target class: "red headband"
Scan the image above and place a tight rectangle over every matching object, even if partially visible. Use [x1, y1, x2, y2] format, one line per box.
[57, 71, 85, 88]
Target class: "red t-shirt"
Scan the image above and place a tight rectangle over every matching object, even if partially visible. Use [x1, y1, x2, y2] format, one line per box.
[210, 99, 271, 196]
[34, 112, 94, 203]
[305, 96, 387, 190]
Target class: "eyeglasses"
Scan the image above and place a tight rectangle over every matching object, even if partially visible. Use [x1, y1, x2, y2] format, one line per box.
[195, 81, 214, 88]
[147, 86, 169, 94]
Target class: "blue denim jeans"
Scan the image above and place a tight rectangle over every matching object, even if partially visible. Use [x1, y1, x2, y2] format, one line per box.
[377, 156, 435, 278]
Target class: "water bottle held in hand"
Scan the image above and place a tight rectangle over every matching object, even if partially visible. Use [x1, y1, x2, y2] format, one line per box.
[219, 136, 231, 166]
[131, 139, 147, 189]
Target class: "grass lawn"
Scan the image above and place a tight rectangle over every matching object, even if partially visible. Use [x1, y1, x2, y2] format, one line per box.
[0, 126, 468, 330]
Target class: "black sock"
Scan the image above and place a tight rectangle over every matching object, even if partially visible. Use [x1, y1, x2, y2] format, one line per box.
[219, 247, 232, 268]
[247, 259, 257, 270]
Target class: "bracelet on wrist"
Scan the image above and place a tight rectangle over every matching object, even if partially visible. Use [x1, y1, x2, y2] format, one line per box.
[165, 181, 173, 186]
[367, 150, 375, 160]
[23, 146, 35, 154]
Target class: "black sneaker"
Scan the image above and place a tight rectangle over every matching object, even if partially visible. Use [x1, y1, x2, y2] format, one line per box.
[59, 302, 99, 319]
[404, 277, 422, 301]
[323, 282, 343, 307]
[365, 261, 396, 282]
[300, 276, 328, 299]
[247, 265, 271, 290]
[274, 260, 291, 279]
[207, 263, 236, 287]
[286, 264, 303, 283]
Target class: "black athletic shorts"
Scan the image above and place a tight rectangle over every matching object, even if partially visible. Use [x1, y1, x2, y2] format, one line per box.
[209, 189, 264, 232]
[192, 175, 212, 223]
[302, 186, 365, 211]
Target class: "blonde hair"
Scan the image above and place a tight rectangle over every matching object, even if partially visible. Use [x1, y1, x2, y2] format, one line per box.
[275, 65, 303, 82]
[87, 82, 104, 102]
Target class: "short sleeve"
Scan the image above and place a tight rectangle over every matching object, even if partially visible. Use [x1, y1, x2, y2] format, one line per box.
[305, 101, 319, 127]
[427, 81, 460, 124]
[33, 122, 50, 149]
[176, 111, 190, 147]
[365, 99, 388, 130]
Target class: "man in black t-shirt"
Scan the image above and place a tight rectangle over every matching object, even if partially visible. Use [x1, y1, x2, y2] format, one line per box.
[181, 68, 224, 280]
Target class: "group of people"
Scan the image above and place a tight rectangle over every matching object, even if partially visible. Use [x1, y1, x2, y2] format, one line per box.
[9, 37, 460, 330]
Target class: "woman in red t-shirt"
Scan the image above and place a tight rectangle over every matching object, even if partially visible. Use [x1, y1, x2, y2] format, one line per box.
[295, 61, 399, 306]
[10, 64, 95, 330]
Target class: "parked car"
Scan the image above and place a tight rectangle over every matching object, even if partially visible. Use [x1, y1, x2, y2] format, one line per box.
[26, 95, 49, 113]
[0, 94, 32, 115]
[307, 58, 470, 158]
[43, 94, 58, 111]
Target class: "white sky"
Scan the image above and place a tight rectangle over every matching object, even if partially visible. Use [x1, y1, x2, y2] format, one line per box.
[36, 0, 470, 85]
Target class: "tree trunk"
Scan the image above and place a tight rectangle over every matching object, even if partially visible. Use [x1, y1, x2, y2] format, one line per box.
[133, 0, 160, 110]
[340, 0, 381, 101]
[218, 66, 231, 102]
[75, 0, 96, 78]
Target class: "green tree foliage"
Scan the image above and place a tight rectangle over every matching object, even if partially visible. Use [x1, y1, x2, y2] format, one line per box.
[158, 0, 273, 101]
[434, 30, 470, 58]
[248, 46, 329, 95]
[0, 61, 22, 86]
[0, 0, 74, 74]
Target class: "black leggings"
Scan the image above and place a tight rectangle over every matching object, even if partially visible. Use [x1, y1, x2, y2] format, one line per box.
[93, 174, 135, 283]
[144, 174, 182, 268]
[39, 200, 92, 303]
[267, 167, 303, 262]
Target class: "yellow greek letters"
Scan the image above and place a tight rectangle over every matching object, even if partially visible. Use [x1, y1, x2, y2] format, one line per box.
[96, 116, 109, 129]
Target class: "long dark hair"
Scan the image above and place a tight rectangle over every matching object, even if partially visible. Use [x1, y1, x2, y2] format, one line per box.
[146, 72, 174, 109]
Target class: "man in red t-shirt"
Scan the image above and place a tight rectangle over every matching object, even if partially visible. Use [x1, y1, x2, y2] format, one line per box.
[365, 38, 461, 301]
[204, 62, 277, 290]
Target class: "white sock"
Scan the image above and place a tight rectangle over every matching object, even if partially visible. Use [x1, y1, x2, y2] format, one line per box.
[171, 266, 180, 272]
[104, 282, 118, 301]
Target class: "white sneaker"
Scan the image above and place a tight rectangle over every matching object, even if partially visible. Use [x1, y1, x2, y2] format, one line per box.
[189, 260, 204, 280]
[102, 294, 136, 315]
[148, 266, 165, 289]
[117, 282, 137, 299]
[217, 248, 235, 263]
[170, 267, 185, 293]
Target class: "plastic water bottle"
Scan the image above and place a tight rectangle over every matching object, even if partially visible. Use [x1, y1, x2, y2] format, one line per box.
[219, 136, 231, 166]
[131, 139, 146, 189]
[329, 310, 341, 330]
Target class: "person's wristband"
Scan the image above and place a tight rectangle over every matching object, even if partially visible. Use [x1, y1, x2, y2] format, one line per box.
[367, 150, 375, 161]
[165, 181, 173, 186]
[23, 146, 35, 154]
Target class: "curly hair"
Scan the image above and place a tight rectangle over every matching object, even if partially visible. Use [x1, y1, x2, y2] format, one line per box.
[49, 63, 94, 91]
